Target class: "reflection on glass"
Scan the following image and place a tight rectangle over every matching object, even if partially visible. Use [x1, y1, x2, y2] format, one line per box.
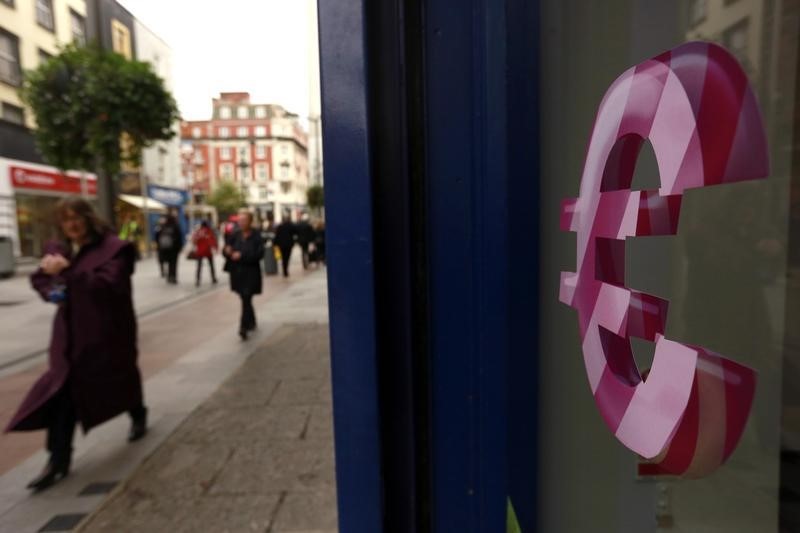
[539, 1, 800, 531]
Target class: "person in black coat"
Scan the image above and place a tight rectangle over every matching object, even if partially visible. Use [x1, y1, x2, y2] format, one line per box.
[223, 210, 265, 340]
[274, 217, 297, 277]
[295, 215, 316, 270]
[155, 213, 184, 284]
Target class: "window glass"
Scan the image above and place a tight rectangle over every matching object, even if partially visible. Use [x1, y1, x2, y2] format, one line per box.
[0, 30, 21, 86]
[1, 102, 23, 124]
[36, 0, 54, 31]
[538, 2, 800, 531]
[70, 10, 85, 44]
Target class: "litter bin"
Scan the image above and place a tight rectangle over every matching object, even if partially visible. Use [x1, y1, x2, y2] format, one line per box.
[0, 236, 15, 278]
[262, 231, 278, 276]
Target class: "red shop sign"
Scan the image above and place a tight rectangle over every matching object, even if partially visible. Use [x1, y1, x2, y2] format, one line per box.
[10, 165, 97, 196]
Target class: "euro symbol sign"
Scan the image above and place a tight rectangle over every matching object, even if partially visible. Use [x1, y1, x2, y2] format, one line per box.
[560, 42, 768, 478]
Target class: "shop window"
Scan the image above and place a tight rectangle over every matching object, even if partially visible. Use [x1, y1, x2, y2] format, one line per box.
[36, 0, 54, 31]
[70, 10, 86, 45]
[0, 29, 21, 86]
[1, 102, 23, 124]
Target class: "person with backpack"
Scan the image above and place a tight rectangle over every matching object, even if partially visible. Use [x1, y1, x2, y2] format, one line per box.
[155, 212, 184, 284]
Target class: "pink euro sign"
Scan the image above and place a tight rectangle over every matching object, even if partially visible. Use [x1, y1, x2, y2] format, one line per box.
[560, 42, 768, 478]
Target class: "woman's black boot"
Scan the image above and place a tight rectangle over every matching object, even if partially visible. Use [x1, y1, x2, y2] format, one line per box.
[128, 406, 148, 442]
[27, 457, 70, 492]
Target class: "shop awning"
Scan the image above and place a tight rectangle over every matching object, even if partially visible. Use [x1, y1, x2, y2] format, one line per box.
[118, 194, 168, 212]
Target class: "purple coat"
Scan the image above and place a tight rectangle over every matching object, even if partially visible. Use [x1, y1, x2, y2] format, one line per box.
[6, 233, 142, 433]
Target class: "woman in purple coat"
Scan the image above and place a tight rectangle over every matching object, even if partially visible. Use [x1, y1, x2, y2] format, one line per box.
[6, 198, 147, 492]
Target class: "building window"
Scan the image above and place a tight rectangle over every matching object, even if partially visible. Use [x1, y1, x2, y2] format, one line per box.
[1, 102, 24, 124]
[257, 163, 268, 181]
[192, 126, 201, 138]
[70, 10, 86, 45]
[36, 0, 55, 31]
[237, 106, 249, 119]
[281, 165, 289, 180]
[219, 106, 231, 119]
[259, 186, 268, 199]
[220, 163, 234, 179]
[237, 126, 249, 138]
[255, 106, 266, 118]
[111, 19, 132, 59]
[0, 29, 20, 87]
[281, 144, 288, 154]
[256, 144, 266, 158]
[688, 0, 707, 26]
[255, 126, 267, 137]
[219, 126, 230, 138]
[220, 147, 231, 160]
[38, 48, 52, 66]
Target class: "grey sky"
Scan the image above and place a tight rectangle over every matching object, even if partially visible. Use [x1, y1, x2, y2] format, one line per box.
[118, 0, 313, 121]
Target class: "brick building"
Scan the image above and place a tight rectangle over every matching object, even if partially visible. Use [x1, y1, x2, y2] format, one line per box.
[181, 93, 310, 222]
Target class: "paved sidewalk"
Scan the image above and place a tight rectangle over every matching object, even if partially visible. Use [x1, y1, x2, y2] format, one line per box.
[78, 323, 337, 533]
[0, 265, 332, 532]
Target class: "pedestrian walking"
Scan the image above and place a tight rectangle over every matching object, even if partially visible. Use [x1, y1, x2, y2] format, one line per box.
[313, 220, 326, 265]
[192, 220, 218, 286]
[274, 216, 297, 277]
[296, 214, 316, 270]
[223, 210, 265, 340]
[6, 197, 147, 493]
[155, 212, 183, 284]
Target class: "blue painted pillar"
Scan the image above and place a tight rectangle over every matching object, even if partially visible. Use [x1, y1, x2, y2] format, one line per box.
[318, 0, 541, 531]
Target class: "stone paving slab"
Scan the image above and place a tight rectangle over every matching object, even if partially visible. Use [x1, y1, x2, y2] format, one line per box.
[76, 323, 338, 533]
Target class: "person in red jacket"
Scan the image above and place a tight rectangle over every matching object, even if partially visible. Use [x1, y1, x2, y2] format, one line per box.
[192, 220, 218, 286]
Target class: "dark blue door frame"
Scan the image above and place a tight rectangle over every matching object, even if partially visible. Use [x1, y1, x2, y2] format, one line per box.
[319, 1, 541, 531]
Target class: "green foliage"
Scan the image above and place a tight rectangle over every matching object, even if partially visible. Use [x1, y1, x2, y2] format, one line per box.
[207, 180, 247, 218]
[20, 43, 180, 177]
[306, 184, 324, 211]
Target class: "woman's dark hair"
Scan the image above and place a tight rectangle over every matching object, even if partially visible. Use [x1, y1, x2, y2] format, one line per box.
[54, 197, 110, 245]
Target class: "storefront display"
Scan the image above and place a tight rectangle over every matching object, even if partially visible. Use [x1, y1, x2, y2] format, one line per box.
[0, 158, 97, 258]
[540, 1, 800, 531]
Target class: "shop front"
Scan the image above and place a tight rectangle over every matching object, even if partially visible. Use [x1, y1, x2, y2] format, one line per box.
[0, 158, 97, 258]
[147, 184, 188, 238]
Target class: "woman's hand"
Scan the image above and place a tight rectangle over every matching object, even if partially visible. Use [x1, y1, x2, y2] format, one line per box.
[40, 254, 70, 275]
[231, 251, 242, 261]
